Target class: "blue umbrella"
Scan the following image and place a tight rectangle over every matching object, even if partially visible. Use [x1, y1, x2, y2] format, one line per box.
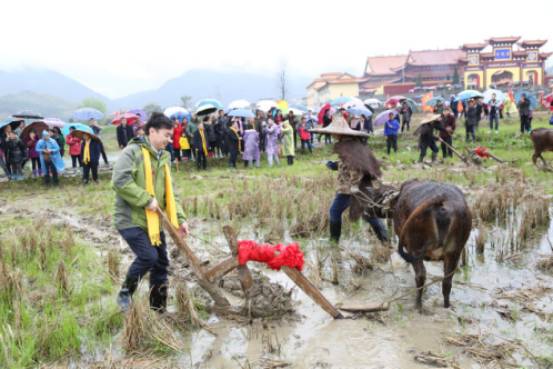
[330, 96, 353, 107]
[62, 123, 94, 137]
[514, 90, 538, 109]
[425, 96, 445, 107]
[456, 90, 483, 101]
[228, 109, 255, 119]
[196, 98, 224, 109]
[0, 116, 24, 130]
[72, 107, 104, 121]
[347, 107, 373, 117]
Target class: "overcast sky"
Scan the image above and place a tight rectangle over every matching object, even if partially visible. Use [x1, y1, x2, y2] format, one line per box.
[1, 0, 551, 98]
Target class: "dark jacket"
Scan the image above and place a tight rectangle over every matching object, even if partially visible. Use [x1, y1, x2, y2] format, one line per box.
[517, 99, 531, 116]
[439, 114, 456, 139]
[80, 139, 103, 165]
[6, 137, 27, 163]
[465, 106, 479, 127]
[117, 124, 135, 148]
[205, 123, 217, 143]
[225, 128, 240, 155]
[419, 122, 438, 145]
[192, 128, 208, 152]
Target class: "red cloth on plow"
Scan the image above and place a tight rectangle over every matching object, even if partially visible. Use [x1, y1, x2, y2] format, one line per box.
[474, 146, 491, 158]
[237, 240, 305, 271]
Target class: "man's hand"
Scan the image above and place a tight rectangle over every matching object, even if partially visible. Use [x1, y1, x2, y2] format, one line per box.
[146, 198, 159, 212]
[179, 222, 189, 237]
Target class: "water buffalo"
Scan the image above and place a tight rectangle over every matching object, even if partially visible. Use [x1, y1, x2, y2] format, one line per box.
[530, 128, 553, 168]
[393, 180, 472, 311]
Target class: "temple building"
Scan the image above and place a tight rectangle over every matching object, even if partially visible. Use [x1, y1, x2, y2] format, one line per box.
[306, 37, 551, 103]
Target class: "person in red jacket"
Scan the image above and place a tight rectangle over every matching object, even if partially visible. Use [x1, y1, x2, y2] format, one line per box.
[297, 117, 312, 153]
[172, 118, 184, 171]
[66, 126, 83, 168]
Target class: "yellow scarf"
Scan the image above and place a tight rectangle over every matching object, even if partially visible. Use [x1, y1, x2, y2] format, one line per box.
[83, 139, 91, 164]
[198, 128, 208, 156]
[142, 147, 179, 246]
[230, 127, 242, 153]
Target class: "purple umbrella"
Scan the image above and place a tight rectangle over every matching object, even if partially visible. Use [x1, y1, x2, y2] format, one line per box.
[374, 109, 399, 126]
[128, 109, 148, 122]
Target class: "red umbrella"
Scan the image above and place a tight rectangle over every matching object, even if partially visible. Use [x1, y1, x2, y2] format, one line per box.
[385, 95, 407, 108]
[544, 94, 553, 111]
[317, 103, 331, 126]
[111, 112, 139, 125]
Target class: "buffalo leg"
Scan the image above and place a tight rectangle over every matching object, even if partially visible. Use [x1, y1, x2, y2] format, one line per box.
[412, 259, 426, 311]
[442, 250, 461, 308]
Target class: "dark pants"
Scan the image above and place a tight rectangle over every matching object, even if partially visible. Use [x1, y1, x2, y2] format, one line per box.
[489, 114, 499, 131]
[386, 135, 397, 154]
[120, 227, 169, 292]
[287, 155, 294, 165]
[520, 115, 531, 133]
[228, 149, 238, 168]
[8, 161, 22, 178]
[71, 154, 82, 168]
[465, 125, 476, 142]
[83, 162, 98, 183]
[401, 118, 410, 132]
[419, 140, 439, 162]
[319, 133, 331, 144]
[440, 136, 453, 158]
[196, 149, 207, 170]
[31, 157, 41, 171]
[301, 139, 312, 153]
[174, 148, 182, 162]
[329, 194, 387, 243]
[43, 159, 58, 185]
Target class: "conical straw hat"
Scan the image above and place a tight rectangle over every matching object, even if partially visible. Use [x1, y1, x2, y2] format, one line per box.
[310, 115, 369, 137]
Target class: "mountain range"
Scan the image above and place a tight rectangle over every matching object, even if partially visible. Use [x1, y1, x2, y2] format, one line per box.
[0, 67, 311, 119]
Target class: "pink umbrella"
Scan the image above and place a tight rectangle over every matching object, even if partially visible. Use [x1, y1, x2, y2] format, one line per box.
[374, 109, 399, 126]
[111, 112, 139, 125]
[385, 95, 407, 108]
[43, 117, 66, 128]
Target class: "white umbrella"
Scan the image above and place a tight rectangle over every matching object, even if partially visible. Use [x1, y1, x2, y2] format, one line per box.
[364, 98, 382, 108]
[256, 99, 278, 112]
[344, 97, 366, 110]
[163, 106, 189, 118]
[196, 104, 218, 116]
[228, 99, 251, 110]
[483, 89, 506, 104]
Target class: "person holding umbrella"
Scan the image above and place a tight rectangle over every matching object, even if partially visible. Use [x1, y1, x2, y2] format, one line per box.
[117, 118, 135, 148]
[66, 126, 83, 168]
[400, 100, 413, 132]
[50, 127, 65, 157]
[26, 130, 41, 177]
[89, 118, 102, 135]
[226, 120, 241, 168]
[5, 130, 27, 180]
[465, 99, 478, 142]
[192, 117, 209, 170]
[517, 94, 532, 134]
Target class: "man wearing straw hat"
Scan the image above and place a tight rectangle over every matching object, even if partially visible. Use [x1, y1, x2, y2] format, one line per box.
[415, 114, 442, 163]
[311, 115, 388, 281]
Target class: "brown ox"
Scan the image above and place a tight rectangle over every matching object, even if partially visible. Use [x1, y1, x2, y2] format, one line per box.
[392, 180, 472, 311]
[530, 128, 553, 168]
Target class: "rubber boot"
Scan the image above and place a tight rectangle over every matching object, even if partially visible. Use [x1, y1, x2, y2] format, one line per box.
[329, 221, 342, 244]
[329, 221, 342, 284]
[149, 284, 168, 313]
[117, 276, 138, 312]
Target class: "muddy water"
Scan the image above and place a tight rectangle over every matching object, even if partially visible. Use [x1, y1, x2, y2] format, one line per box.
[162, 207, 553, 369]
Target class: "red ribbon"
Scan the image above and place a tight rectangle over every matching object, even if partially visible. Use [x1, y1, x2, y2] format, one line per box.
[237, 240, 305, 271]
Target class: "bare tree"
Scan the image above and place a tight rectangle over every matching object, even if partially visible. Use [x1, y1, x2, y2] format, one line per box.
[278, 62, 288, 100]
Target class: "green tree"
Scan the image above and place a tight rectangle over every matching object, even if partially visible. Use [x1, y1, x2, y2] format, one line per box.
[80, 97, 107, 113]
[180, 96, 192, 109]
[452, 69, 460, 85]
[143, 103, 162, 113]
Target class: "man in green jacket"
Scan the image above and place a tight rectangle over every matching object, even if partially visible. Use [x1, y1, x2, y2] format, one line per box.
[112, 112, 188, 312]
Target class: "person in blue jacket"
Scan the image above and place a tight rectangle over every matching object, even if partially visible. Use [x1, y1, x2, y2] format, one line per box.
[384, 112, 400, 154]
[35, 130, 64, 185]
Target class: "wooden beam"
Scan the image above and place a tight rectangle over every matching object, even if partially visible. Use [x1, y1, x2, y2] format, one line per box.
[336, 302, 389, 313]
[205, 257, 240, 282]
[282, 267, 343, 319]
[223, 225, 253, 291]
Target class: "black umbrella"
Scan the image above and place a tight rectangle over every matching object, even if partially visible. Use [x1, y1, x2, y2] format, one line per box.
[13, 111, 44, 120]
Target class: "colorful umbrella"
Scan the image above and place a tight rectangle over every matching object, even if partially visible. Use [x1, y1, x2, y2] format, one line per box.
[195, 98, 224, 109]
[111, 112, 139, 125]
[276, 100, 289, 115]
[317, 103, 332, 125]
[514, 90, 538, 109]
[483, 89, 506, 104]
[456, 90, 483, 101]
[62, 123, 94, 137]
[20, 121, 48, 142]
[425, 96, 445, 107]
[374, 109, 399, 126]
[330, 96, 353, 108]
[385, 95, 407, 108]
[228, 99, 251, 110]
[164, 106, 190, 120]
[228, 109, 254, 119]
[347, 107, 373, 117]
[128, 109, 148, 121]
[256, 99, 278, 112]
[13, 111, 43, 120]
[0, 116, 24, 131]
[196, 104, 217, 116]
[72, 107, 104, 121]
[44, 118, 66, 128]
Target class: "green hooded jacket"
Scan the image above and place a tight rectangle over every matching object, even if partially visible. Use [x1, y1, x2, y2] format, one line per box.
[112, 137, 186, 231]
